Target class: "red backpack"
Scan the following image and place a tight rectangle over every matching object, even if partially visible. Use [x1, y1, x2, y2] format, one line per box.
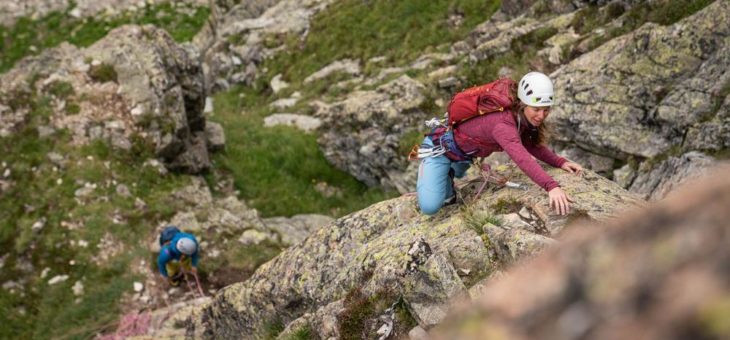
[446, 78, 516, 128]
[406, 78, 517, 161]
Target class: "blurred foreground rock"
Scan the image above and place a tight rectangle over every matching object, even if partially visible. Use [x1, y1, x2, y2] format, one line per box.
[433, 163, 730, 340]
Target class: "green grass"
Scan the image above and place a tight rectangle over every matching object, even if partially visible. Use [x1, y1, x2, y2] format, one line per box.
[209, 85, 395, 217]
[0, 2, 210, 73]
[462, 206, 503, 234]
[47, 80, 75, 99]
[261, 318, 286, 339]
[646, 0, 715, 25]
[260, 0, 500, 88]
[399, 129, 427, 158]
[280, 324, 314, 340]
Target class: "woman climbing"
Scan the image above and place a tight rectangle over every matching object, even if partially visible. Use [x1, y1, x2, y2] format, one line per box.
[416, 71, 583, 215]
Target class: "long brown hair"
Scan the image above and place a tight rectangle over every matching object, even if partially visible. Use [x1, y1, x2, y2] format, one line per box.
[509, 86, 552, 146]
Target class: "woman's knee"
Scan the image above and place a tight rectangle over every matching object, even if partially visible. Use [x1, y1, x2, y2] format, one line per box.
[419, 198, 443, 215]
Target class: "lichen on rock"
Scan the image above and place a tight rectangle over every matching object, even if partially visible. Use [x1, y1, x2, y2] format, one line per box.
[188, 164, 642, 338]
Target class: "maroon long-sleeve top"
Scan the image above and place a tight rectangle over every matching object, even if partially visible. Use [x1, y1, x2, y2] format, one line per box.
[454, 110, 566, 192]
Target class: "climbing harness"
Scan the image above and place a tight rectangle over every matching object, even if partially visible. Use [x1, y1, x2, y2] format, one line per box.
[408, 115, 448, 161]
[408, 126, 474, 161]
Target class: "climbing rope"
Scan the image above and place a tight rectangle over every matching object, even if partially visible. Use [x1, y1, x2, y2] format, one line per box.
[182, 269, 206, 298]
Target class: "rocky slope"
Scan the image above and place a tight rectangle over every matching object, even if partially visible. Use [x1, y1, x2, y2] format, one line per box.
[192, 0, 335, 93]
[182, 165, 642, 338]
[217, 0, 726, 200]
[433, 163, 730, 340]
[2, 0, 727, 338]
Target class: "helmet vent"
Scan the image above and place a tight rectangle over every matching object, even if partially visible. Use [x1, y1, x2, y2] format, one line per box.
[526, 90, 533, 96]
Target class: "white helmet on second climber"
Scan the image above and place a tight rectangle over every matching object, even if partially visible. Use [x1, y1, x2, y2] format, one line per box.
[518, 72, 554, 107]
[176, 237, 197, 255]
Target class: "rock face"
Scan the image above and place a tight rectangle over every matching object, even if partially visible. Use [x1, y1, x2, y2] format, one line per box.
[164, 177, 266, 238]
[551, 0, 730, 198]
[263, 113, 322, 133]
[87, 26, 209, 173]
[433, 163, 730, 340]
[303, 58, 361, 84]
[628, 151, 715, 200]
[193, 0, 335, 92]
[288, 0, 725, 201]
[188, 165, 642, 338]
[317, 75, 428, 192]
[0, 25, 215, 174]
[262, 214, 334, 246]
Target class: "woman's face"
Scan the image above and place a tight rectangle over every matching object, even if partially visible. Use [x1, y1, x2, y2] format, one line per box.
[524, 105, 551, 126]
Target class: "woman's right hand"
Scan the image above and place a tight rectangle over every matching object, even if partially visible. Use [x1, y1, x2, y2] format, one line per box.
[548, 187, 573, 215]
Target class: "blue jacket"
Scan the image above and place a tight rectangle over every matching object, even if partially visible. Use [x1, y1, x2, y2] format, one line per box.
[157, 232, 200, 277]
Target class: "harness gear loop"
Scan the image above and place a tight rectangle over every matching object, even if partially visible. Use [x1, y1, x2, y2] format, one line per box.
[425, 116, 447, 129]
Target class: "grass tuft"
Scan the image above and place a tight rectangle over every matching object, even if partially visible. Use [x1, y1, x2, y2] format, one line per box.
[88, 63, 118, 83]
[462, 206, 503, 235]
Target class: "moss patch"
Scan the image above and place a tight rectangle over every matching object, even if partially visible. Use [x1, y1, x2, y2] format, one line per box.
[337, 287, 413, 340]
[88, 63, 118, 83]
[492, 196, 522, 214]
[46, 80, 75, 99]
[280, 323, 314, 340]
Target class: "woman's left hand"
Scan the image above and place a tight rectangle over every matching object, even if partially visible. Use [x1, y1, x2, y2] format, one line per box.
[561, 161, 583, 175]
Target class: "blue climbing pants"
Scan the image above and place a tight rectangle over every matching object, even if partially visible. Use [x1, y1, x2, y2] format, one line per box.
[416, 137, 471, 215]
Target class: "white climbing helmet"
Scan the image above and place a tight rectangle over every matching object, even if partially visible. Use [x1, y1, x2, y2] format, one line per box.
[518, 72, 554, 107]
[176, 238, 197, 255]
